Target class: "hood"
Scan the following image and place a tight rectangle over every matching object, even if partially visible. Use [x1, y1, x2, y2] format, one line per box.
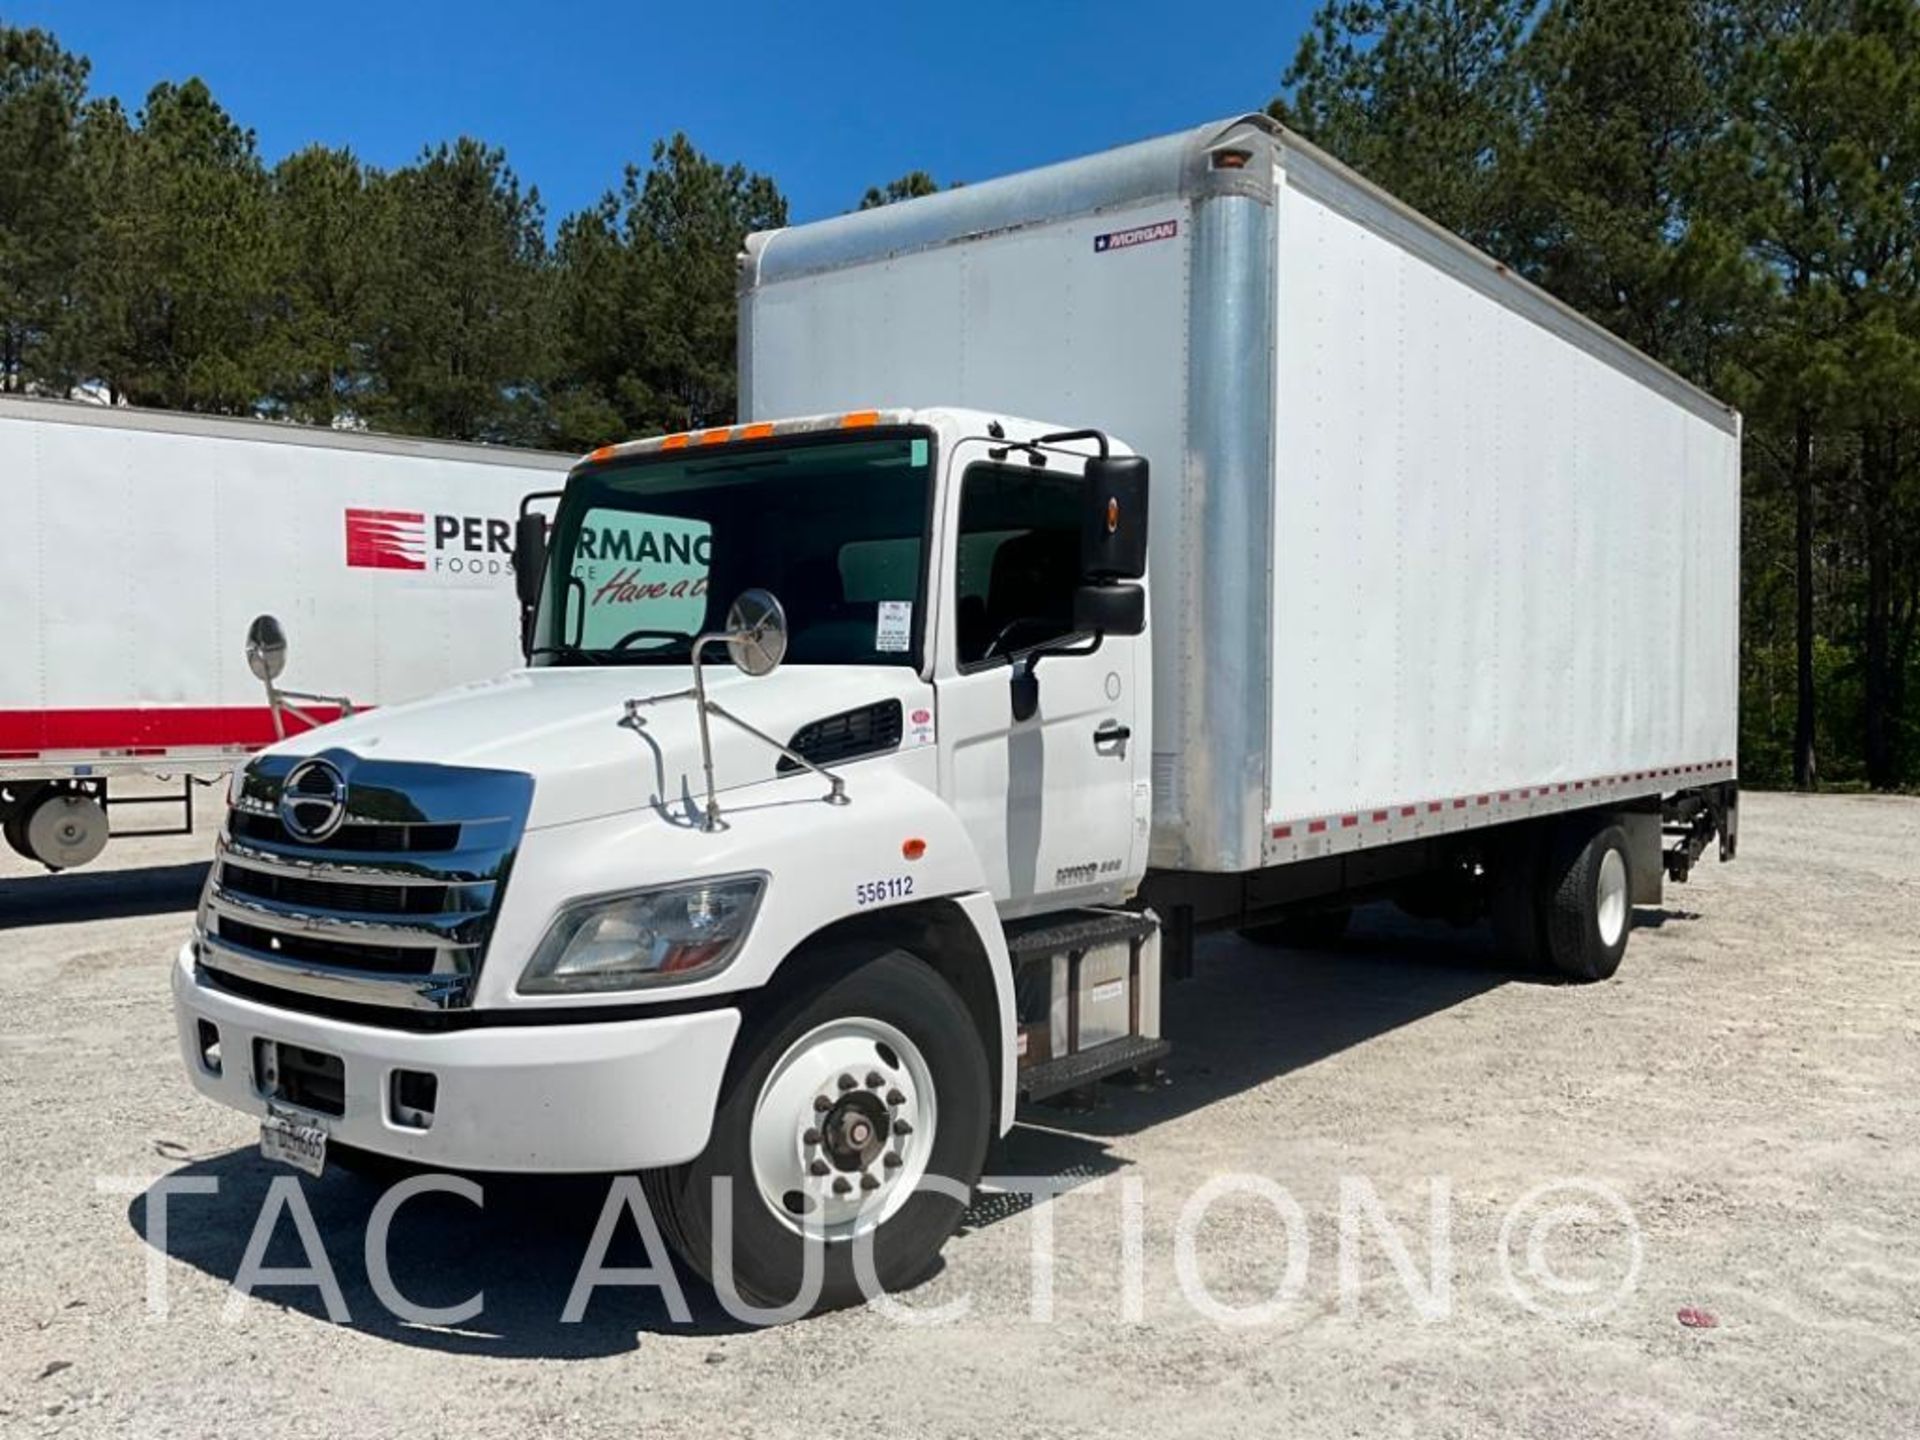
[271, 664, 930, 829]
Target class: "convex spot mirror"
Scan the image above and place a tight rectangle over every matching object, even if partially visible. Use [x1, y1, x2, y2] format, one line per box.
[245, 614, 287, 682]
[726, 588, 788, 677]
[1080, 453, 1149, 581]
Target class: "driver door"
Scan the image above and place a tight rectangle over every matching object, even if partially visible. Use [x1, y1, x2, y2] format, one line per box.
[934, 439, 1145, 916]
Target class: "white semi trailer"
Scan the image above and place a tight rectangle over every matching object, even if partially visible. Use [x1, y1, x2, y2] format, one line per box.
[0, 397, 570, 870]
[171, 116, 1739, 1311]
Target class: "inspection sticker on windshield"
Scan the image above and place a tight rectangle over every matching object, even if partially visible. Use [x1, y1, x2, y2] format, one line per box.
[876, 601, 913, 653]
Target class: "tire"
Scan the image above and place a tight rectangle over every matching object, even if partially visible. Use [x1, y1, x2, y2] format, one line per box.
[1539, 822, 1633, 982]
[1238, 906, 1352, 949]
[645, 947, 991, 1315]
[2, 782, 48, 862]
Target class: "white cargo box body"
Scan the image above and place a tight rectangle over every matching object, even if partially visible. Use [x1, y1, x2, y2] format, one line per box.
[740, 114, 1740, 874]
[0, 398, 572, 780]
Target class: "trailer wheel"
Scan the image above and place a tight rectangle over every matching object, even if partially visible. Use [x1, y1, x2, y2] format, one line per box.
[1539, 823, 1633, 982]
[644, 947, 991, 1316]
[1238, 906, 1352, 950]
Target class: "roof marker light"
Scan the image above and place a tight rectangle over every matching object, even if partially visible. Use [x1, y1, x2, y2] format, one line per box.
[839, 410, 881, 429]
[696, 427, 730, 446]
[660, 434, 690, 450]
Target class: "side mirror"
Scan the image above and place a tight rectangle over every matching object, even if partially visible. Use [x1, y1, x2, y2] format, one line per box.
[513, 513, 548, 611]
[724, 588, 788, 677]
[1074, 583, 1146, 637]
[245, 614, 288, 682]
[1081, 454, 1149, 581]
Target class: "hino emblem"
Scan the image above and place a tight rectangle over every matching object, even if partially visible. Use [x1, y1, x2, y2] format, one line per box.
[279, 758, 349, 843]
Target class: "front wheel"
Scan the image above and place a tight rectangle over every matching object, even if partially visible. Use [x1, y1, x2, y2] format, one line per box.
[645, 948, 991, 1315]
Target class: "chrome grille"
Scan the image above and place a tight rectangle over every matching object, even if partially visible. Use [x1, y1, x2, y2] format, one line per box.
[195, 752, 534, 1013]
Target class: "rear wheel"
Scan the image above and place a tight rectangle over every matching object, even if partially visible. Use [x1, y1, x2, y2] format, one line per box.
[1238, 906, 1352, 950]
[1540, 823, 1633, 981]
[645, 948, 991, 1315]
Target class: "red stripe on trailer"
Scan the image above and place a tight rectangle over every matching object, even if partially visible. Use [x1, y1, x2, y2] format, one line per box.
[0, 705, 346, 755]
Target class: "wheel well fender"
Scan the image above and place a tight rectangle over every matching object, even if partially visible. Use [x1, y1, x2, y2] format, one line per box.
[756, 895, 1013, 1133]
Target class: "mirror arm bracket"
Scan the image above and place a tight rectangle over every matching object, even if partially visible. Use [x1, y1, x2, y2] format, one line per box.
[625, 624, 847, 833]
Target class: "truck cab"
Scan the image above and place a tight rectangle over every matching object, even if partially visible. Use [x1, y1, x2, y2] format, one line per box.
[174, 407, 1162, 1311]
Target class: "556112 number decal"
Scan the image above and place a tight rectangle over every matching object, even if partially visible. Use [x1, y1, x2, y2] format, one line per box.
[855, 876, 914, 906]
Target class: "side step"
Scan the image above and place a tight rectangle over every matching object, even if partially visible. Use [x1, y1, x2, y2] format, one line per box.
[1019, 1034, 1171, 1104]
[1007, 907, 1167, 1104]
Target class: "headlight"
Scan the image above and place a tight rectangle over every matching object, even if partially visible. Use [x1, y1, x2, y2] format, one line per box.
[518, 874, 766, 994]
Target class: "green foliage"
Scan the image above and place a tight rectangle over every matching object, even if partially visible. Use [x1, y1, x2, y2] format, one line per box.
[547, 134, 787, 448]
[0, 27, 89, 391]
[357, 138, 550, 444]
[858, 171, 943, 209]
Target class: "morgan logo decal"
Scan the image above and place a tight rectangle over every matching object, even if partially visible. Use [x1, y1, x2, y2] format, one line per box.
[1093, 219, 1178, 253]
[344, 509, 426, 570]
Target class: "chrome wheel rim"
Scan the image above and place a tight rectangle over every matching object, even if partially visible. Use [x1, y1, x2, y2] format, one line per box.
[1596, 847, 1629, 949]
[750, 1016, 936, 1241]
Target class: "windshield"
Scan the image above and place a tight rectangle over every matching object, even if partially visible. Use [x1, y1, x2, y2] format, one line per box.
[530, 431, 933, 668]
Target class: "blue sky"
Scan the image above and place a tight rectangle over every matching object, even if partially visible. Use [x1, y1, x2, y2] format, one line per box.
[7, 0, 1319, 225]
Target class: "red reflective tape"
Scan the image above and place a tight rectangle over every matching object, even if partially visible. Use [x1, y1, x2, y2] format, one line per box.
[1475, 795, 1490, 806]
[0, 706, 345, 753]
[1498, 792, 1511, 802]
[1308, 820, 1328, 835]
[1453, 798, 1467, 809]
[1371, 810, 1388, 823]
[1428, 801, 1443, 813]
[1400, 805, 1417, 817]
[1273, 825, 1293, 839]
[1341, 815, 1359, 828]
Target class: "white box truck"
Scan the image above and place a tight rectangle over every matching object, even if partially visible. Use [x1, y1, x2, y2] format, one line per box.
[0, 396, 571, 870]
[170, 115, 1739, 1311]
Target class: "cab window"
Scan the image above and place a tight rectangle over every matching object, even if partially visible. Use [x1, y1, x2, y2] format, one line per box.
[953, 463, 1084, 668]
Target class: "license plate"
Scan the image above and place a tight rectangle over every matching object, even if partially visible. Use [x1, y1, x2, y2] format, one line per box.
[260, 1108, 327, 1178]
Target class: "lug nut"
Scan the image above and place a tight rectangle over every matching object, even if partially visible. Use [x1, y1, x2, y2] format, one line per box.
[809, 1159, 830, 1177]
[813, 1095, 832, 1113]
[883, 1152, 903, 1169]
[860, 1174, 880, 1191]
[832, 1176, 852, 1196]
[837, 1073, 857, 1092]
[804, 1127, 822, 1146]
[886, 1088, 905, 1106]
[866, 1071, 884, 1089]
[892, 1119, 913, 1136]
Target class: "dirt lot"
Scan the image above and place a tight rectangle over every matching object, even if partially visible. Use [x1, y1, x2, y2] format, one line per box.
[1, 788, 1916, 1439]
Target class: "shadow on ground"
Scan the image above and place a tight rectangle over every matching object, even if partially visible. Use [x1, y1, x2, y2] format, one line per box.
[129, 903, 1567, 1354]
[0, 861, 208, 927]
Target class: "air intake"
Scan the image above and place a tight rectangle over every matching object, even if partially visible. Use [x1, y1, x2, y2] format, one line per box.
[779, 700, 904, 772]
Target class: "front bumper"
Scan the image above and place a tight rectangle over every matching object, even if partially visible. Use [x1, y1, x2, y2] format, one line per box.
[171, 945, 740, 1172]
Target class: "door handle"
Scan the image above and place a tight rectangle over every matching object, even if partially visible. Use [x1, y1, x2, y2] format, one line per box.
[1093, 723, 1131, 747]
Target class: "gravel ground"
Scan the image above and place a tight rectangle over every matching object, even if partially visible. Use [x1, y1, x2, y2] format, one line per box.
[2, 788, 1917, 1439]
